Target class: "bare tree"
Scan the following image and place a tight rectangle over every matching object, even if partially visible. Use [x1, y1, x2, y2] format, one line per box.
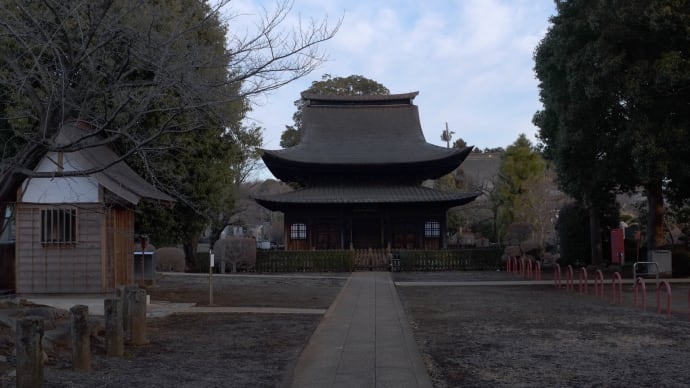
[0, 0, 339, 227]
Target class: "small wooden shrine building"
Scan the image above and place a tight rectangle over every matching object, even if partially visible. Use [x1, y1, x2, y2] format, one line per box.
[255, 92, 479, 250]
[15, 121, 173, 293]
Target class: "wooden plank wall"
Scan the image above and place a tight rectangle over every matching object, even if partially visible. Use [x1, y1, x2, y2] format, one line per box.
[104, 207, 134, 289]
[15, 204, 104, 293]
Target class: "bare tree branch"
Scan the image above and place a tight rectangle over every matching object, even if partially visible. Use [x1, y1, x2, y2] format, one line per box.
[0, 0, 340, 211]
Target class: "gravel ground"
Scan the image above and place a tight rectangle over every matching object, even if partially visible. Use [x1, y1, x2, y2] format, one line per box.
[1, 273, 347, 388]
[3, 271, 690, 387]
[396, 271, 690, 387]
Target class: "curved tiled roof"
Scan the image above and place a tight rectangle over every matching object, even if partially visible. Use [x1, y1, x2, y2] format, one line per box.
[253, 185, 480, 211]
[262, 92, 471, 183]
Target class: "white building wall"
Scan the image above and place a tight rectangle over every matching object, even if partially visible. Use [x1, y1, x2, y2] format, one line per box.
[20, 151, 100, 203]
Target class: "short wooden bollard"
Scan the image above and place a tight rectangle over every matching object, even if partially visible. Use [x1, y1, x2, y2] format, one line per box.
[117, 284, 138, 338]
[16, 316, 44, 388]
[104, 298, 124, 356]
[129, 288, 148, 345]
[70, 305, 91, 370]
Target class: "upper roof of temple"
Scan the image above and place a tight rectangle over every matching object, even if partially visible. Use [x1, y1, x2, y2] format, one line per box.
[261, 92, 472, 184]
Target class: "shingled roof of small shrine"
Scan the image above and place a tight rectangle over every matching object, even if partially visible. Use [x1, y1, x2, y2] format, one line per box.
[55, 122, 174, 205]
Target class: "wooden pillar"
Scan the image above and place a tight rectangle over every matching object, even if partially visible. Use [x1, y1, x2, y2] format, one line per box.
[70, 305, 91, 370]
[129, 287, 148, 345]
[339, 208, 345, 250]
[440, 213, 448, 249]
[16, 316, 44, 388]
[104, 298, 124, 356]
[117, 284, 138, 339]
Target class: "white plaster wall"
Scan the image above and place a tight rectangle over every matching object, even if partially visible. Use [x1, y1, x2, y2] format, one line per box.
[20, 151, 100, 203]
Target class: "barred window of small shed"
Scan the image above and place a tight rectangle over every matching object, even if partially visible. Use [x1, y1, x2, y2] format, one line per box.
[41, 208, 77, 244]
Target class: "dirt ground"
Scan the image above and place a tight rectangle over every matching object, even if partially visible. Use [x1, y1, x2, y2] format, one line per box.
[0, 274, 346, 388]
[395, 271, 690, 387]
[3, 271, 690, 387]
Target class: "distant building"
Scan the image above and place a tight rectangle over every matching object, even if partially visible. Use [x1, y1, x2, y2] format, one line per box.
[255, 92, 479, 250]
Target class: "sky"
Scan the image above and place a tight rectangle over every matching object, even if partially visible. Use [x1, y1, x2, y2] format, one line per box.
[226, 0, 557, 178]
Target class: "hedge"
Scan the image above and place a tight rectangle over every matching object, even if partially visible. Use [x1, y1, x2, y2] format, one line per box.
[396, 248, 502, 271]
[256, 250, 354, 272]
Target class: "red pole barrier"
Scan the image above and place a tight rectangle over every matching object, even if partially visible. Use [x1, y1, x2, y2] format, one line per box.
[554, 264, 562, 288]
[594, 269, 604, 298]
[634, 277, 646, 310]
[566, 265, 574, 291]
[656, 281, 672, 316]
[536, 261, 542, 281]
[611, 272, 622, 304]
[578, 267, 588, 294]
[520, 256, 526, 277]
[527, 259, 533, 279]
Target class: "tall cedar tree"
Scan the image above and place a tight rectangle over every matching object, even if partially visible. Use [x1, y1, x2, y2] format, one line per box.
[534, 0, 690, 255]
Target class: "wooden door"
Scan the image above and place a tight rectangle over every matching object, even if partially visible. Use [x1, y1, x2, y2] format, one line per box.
[352, 217, 381, 249]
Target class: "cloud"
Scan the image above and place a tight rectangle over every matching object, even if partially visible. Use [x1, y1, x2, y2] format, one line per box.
[232, 0, 556, 177]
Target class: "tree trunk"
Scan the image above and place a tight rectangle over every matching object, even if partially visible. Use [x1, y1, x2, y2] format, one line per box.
[588, 206, 603, 267]
[646, 179, 666, 252]
[183, 236, 199, 269]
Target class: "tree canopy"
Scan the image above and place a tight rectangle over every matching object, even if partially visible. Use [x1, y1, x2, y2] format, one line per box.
[534, 0, 690, 254]
[0, 0, 339, 236]
[495, 134, 547, 241]
[279, 74, 389, 147]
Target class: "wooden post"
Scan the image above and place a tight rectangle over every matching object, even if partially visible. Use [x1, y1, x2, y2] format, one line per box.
[104, 298, 124, 356]
[129, 288, 148, 345]
[209, 250, 214, 306]
[70, 305, 91, 370]
[16, 316, 44, 388]
[118, 284, 138, 339]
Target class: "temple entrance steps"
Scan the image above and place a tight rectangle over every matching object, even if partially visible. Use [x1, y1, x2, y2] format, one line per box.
[352, 248, 392, 271]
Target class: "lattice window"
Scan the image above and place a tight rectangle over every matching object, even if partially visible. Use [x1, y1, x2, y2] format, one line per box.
[41, 208, 77, 244]
[424, 221, 440, 238]
[290, 223, 307, 239]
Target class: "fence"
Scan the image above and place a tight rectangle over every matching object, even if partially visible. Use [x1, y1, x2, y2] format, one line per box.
[255, 250, 354, 272]
[396, 249, 501, 271]
[253, 248, 502, 273]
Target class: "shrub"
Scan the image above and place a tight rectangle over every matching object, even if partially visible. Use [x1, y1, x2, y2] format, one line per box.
[256, 250, 353, 272]
[556, 203, 590, 265]
[397, 248, 502, 271]
[154, 247, 185, 272]
[213, 237, 257, 273]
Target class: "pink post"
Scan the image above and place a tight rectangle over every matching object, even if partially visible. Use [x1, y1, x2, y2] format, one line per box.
[512, 256, 518, 273]
[519, 256, 526, 277]
[578, 267, 588, 294]
[656, 281, 672, 316]
[526, 259, 533, 279]
[611, 272, 623, 304]
[688, 290, 690, 322]
[594, 269, 604, 298]
[566, 265, 574, 291]
[634, 277, 646, 310]
[554, 264, 562, 288]
[536, 261, 542, 281]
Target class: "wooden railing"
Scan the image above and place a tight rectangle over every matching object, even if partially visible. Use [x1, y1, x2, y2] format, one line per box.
[352, 248, 393, 271]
